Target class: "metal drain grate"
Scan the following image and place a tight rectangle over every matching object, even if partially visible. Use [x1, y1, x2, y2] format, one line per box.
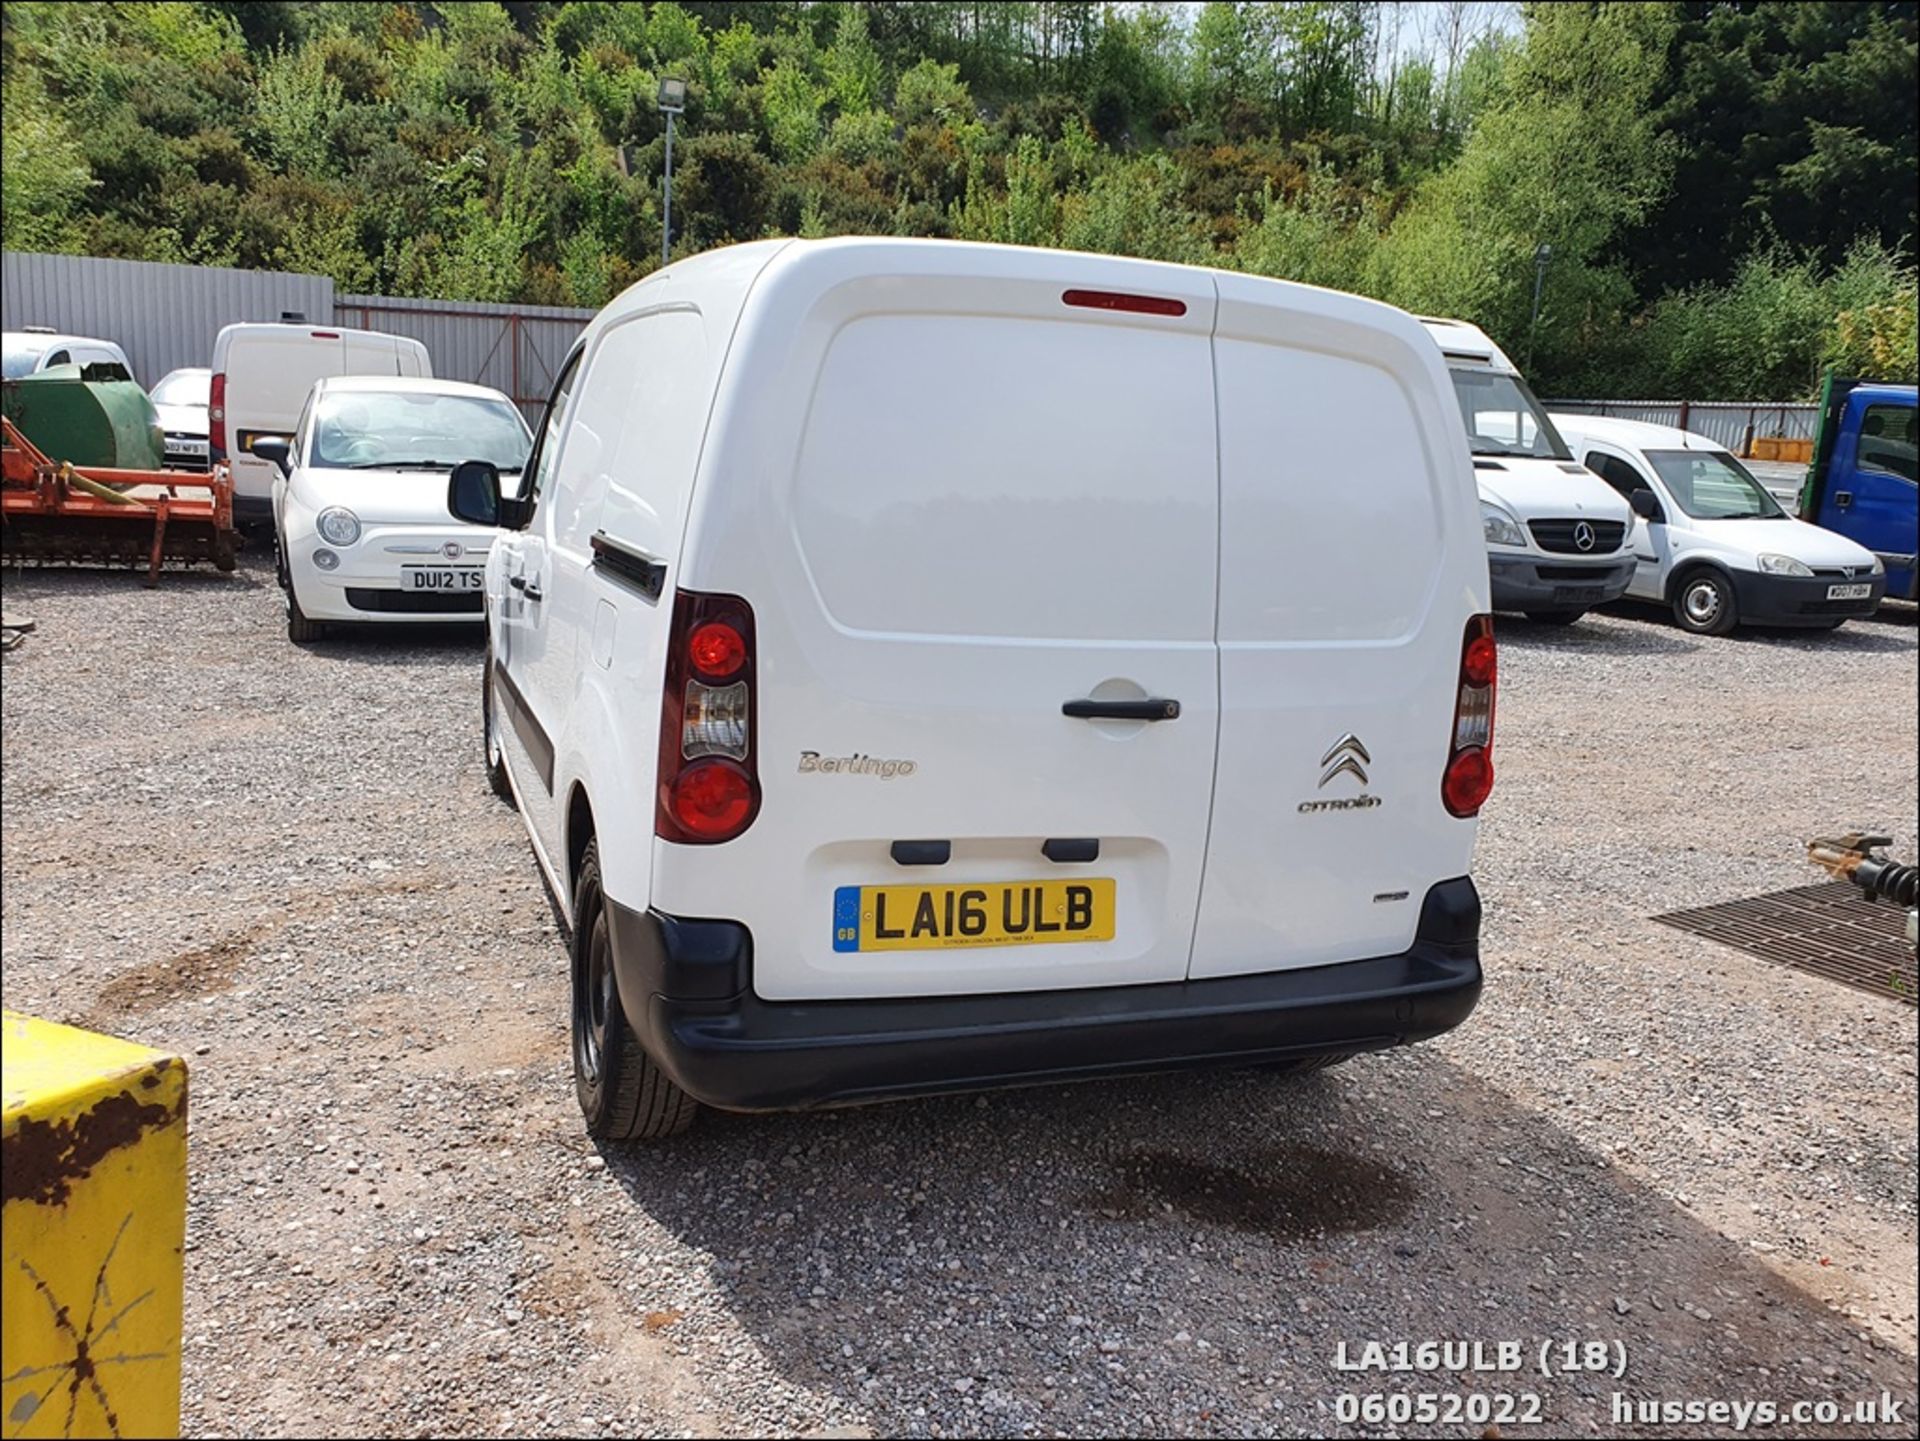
[1655, 882, 1916, 1006]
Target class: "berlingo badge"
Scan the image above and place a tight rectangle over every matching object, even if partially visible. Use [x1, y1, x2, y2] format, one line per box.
[799, 751, 917, 778]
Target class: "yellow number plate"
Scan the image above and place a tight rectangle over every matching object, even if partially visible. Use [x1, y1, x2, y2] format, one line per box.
[832, 878, 1115, 952]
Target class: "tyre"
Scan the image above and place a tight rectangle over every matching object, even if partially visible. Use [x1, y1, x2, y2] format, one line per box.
[571, 839, 699, 1141]
[481, 639, 514, 802]
[285, 578, 327, 642]
[1524, 609, 1587, 626]
[1257, 1052, 1355, 1076]
[1672, 569, 1738, 635]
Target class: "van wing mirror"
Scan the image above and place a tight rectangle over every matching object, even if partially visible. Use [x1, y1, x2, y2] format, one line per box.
[1630, 488, 1664, 523]
[247, 434, 293, 479]
[448, 459, 503, 527]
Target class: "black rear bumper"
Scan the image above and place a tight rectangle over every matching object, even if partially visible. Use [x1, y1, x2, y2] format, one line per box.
[604, 878, 1484, 1112]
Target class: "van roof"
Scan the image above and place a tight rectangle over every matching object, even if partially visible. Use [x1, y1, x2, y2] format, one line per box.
[1416, 316, 1517, 374]
[214, 321, 417, 344]
[604, 235, 1429, 355]
[1548, 413, 1728, 454]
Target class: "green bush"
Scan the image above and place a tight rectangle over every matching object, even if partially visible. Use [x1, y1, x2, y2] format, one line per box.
[1, 0, 1911, 404]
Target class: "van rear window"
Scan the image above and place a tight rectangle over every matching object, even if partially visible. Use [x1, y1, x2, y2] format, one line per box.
[791, 314, 1218, 642]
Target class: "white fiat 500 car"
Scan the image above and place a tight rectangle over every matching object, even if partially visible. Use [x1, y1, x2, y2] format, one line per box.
[255, 376, 530, 641]
[1552, 414, 1885, 634]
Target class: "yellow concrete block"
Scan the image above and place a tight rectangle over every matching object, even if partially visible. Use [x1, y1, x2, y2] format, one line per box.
[2, 1012, 186, 1441]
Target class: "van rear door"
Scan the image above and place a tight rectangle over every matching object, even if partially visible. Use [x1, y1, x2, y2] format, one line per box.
[343, 332, 403, 376]
[1190, 275, 1479, 979]
[228, 328, 347, 497]
[655, 248, 1222, 1002]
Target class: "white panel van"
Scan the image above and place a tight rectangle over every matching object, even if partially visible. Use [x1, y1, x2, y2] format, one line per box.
[447, 238, 1494, 1139]
[1554, 413, 1885, 633]
[210, 322, 430, 522]
[1420, 317, 1636, 625]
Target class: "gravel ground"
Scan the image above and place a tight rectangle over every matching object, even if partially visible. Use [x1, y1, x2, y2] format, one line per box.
[3, 556, 1916, 1439]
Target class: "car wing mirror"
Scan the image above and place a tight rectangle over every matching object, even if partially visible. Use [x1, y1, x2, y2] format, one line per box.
[448, 459, 503, 527]
[1630, 489, 1664, 523]
[247, 434, 293, 479]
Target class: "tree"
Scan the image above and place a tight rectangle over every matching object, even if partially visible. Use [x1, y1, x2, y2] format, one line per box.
[1619, 1, 1919, 295]
[1371, 2, 1678, 386]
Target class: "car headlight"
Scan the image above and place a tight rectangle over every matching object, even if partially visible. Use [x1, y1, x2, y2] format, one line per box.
[1756, 553, 1812, 577]
[1481, 502, 1528, 549]
[1868, 554, 1884, 575]
[316, 507, 361, 547]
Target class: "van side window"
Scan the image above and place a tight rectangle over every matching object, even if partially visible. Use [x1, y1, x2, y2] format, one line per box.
[1585, 451, 1646, 499]
[1857, 404, 1917, 483]
[520, 347, 583, 522]
[46, 349, 70, 367]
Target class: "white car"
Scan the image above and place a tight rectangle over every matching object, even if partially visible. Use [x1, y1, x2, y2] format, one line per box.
[1552, 414, 1886, 633]
[257, 376, 530, 642]
[3, 329, 137, 382]
[445, 237, 1493, 1141]
[148, 367, 211, 470]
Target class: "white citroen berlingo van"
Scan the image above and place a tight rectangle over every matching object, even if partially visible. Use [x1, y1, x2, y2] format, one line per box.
[1420, 317, 1636, 625]
[448, 238, 1495, 1140]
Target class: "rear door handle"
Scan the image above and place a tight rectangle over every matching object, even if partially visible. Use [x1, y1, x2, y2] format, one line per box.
[510, 575, 542, 601]
[1063, 698, 1180, 721]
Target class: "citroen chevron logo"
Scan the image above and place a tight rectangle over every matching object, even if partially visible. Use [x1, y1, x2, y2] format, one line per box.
[1318, 733, 1371, 788]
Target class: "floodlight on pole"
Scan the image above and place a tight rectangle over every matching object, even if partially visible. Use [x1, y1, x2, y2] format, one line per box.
[1526, 242, 1553, 373]
[658, 78, 687, 267]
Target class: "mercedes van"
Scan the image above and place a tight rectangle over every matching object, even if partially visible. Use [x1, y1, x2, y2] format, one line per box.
[211, 322, 430, 524]
[1421, 317, 1635, 625]
[449, 238, 1494, 1139]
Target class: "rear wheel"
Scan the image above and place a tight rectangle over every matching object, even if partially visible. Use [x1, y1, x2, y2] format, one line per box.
[1257, 1052, 1355, 1076]
[1524, 609, 1587, 626]
[481, 638, 513, 802]
[571, 840, 698, 1141]
[1672, 569, 1738, 635]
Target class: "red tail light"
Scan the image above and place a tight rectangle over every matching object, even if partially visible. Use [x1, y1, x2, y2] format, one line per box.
[657, 589, 760, 844]
[1444, 614, 1496, 818]
[209, 371, 227, 462]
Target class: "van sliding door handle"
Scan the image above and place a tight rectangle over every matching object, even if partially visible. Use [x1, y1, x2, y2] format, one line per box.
[1063, 698, 1180, 721]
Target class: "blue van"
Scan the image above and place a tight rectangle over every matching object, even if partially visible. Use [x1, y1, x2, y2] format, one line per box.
[1798, 377, 1918, 601]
